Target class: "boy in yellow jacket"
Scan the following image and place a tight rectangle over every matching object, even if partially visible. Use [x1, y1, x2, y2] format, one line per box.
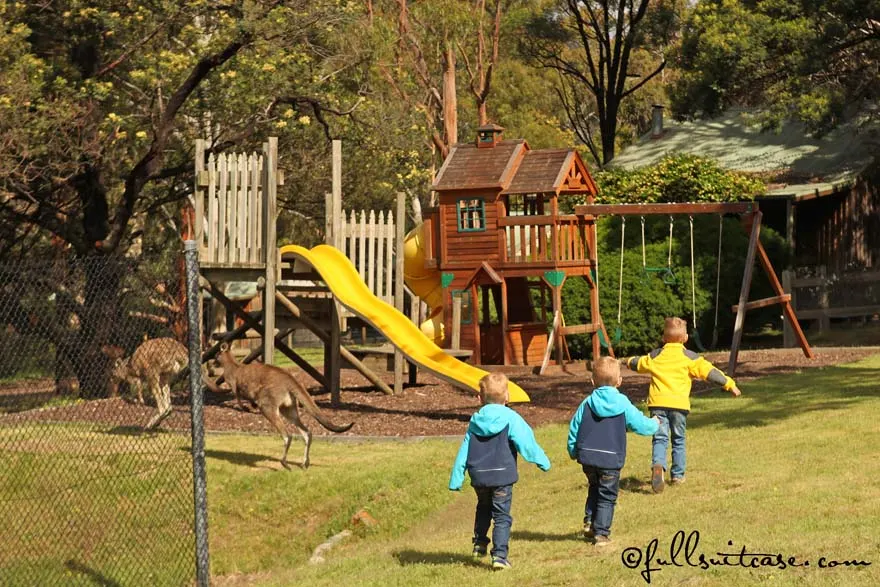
[622, 317, 741, 493]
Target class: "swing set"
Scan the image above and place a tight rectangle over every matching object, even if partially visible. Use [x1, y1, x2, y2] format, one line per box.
[601, 214, 721, 352]
[577, 201, 814, 375]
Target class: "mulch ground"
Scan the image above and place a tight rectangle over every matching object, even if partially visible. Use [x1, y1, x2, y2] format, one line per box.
[2, 346, 876, 438]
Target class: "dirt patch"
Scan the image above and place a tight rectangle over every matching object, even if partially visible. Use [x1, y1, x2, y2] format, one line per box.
[2, 347, 877, 437]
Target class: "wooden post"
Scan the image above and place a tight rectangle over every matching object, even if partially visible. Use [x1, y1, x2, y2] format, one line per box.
[728, 211, 762, 375]
[408, 297, 419, 386]
[193, 139, 206, 345]
[587, 217, 601, 360]
[262, 138, 278, 365]
[194, 139, 206, 257]
[324, 192, 333, 245]
[452, 295, 462, 350]
[817, 265, 830, 332]
[553, 285, 564, 368]
[782, 198, 796, 347]
[540, 310, 561, 375]
[782, 269, 794, 348]
[332, 140, 343, 250]
[472, 284, 481, 364]
[326, 297, 342, 404]
[500, 279, 509, 365]
[393, 192, 406, 394]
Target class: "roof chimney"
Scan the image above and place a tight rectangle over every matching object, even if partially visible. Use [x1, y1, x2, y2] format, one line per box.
[476, 124, 504, 148]
[651, 105, 664, 138]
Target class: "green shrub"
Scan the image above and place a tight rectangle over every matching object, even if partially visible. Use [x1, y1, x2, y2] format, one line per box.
[594, 154, 765, 204]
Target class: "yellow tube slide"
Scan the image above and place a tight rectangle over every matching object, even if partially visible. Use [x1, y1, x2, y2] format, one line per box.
[279, 244, 529, 403]
[403, 223, 444, 343]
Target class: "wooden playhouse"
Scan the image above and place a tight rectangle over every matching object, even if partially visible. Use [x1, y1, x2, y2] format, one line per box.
[421, 125, 608, 366]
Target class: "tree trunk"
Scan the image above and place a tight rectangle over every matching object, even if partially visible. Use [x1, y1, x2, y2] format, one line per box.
[601, 99, 620, 164]
[443, 43, 458, 148]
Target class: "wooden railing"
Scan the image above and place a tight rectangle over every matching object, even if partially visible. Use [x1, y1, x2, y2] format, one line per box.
[498, 215, 587, 264]
[785, 267, 880, 327]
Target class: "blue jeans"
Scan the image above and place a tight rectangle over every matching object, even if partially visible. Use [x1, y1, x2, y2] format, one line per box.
[651, 408, 688, 479]
[473, 484, 513, 560]
[582, 466, 620, 538]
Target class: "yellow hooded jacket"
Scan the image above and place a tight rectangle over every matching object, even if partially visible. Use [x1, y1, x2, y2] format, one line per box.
[626, 343, 736, 411]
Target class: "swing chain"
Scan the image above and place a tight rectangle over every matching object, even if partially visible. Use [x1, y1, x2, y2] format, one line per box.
[689, 215, 697, 326]
[668, 215, 674, 269]
[617, 217, 625, 323]
[640, 216, 646, 267]
[712, 214, 724, 347]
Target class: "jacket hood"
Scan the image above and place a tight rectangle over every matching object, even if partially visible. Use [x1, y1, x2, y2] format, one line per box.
[468, 404, 512, 436]
[585, 386, 627, 418]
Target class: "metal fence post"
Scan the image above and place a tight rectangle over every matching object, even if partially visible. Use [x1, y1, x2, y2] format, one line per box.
[184, 240, 210, 587]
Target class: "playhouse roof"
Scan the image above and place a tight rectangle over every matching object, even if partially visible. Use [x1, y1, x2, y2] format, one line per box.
[433, 140, 527, 191]
[611, 107, 878, 200]
[433, 140, 597, 195]
[502, 149, 597, 195]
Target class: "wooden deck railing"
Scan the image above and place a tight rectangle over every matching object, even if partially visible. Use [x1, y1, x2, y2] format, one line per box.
[498, 215, 587, 265]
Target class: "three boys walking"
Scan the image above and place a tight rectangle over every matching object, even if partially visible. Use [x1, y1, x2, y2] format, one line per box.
[449, 317, 740, 568]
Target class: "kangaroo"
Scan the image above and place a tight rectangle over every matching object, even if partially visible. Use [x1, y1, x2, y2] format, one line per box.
[216, 344, 354, 469]
[106, 337, 188, 430]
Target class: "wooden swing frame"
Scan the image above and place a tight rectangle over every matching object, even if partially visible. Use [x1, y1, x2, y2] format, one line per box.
[574, 201, 814, 375]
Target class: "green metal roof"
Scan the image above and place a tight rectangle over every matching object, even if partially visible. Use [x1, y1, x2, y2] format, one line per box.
[611, 108, 878, 200]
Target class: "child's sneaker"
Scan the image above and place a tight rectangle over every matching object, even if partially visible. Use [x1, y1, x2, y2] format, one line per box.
[492, 558, 512, 570]
[472, 544, 487, 558]
[651, 464, 665, 493]
[594, 535, 613, 547]
[670, 476, 685, 485]
[582, 523, 595, 539]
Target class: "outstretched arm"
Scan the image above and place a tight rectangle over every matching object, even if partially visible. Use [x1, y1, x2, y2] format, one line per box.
[622, 353, 657, 374]
[689, 358, 741, 396]
[623, 401, 660, 436]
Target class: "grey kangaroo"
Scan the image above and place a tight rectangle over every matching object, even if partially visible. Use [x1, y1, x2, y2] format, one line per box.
[106, 337, 187, 430]
[216, 344, 353, 469]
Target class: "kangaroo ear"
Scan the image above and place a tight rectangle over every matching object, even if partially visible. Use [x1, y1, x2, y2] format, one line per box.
[220, 342, 229, 352]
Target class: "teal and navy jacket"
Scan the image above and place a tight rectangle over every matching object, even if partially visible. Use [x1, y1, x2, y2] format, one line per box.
[449, 404, 551, 490]
[567, 386, 658, 469]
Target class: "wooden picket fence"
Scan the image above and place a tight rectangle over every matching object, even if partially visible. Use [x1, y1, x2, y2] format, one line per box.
[340, 209, 399, 306]
[193, 138, 278, 269]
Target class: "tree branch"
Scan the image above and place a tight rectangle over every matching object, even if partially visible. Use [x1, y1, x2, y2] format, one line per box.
[97, 33, 253, 253]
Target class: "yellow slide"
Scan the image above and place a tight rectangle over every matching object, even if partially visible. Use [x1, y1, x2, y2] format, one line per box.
[279, 244, 530, 403]
[402, 223, 445, 343]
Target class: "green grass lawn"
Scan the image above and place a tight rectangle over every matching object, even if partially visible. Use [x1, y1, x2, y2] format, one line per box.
[209, 356, 880, 587]
[2, 356, 878, 586]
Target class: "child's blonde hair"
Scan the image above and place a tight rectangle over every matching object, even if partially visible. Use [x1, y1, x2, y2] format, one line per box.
[591, 356, 621, 387]
[479, 372, 509, 405]
[663, 317, 688, 343]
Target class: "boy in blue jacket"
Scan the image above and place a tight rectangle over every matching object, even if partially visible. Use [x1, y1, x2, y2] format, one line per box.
[449, 372, 551, 570]
[567, 357, 659, 546]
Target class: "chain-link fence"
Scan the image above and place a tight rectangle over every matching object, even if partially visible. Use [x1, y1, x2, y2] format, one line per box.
[0, 248, 206, 586]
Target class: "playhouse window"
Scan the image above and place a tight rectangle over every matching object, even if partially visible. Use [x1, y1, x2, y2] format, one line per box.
[451, 289, 473, 324]
[456, 198, 485, 232]
[507, 194, 541, 216]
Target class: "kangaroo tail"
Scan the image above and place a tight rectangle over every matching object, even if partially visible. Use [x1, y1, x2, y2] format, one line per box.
[294, 381, 354, 434]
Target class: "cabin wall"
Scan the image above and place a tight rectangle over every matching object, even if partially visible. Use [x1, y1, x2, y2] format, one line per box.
[795, 175, 880, 272]
[438, 191, 502, 269]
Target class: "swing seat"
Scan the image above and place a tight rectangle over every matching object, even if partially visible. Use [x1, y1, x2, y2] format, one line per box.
[690, 327, 706, 352]
[598, 325, 622, 349]
[642, 266, 678, 285]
